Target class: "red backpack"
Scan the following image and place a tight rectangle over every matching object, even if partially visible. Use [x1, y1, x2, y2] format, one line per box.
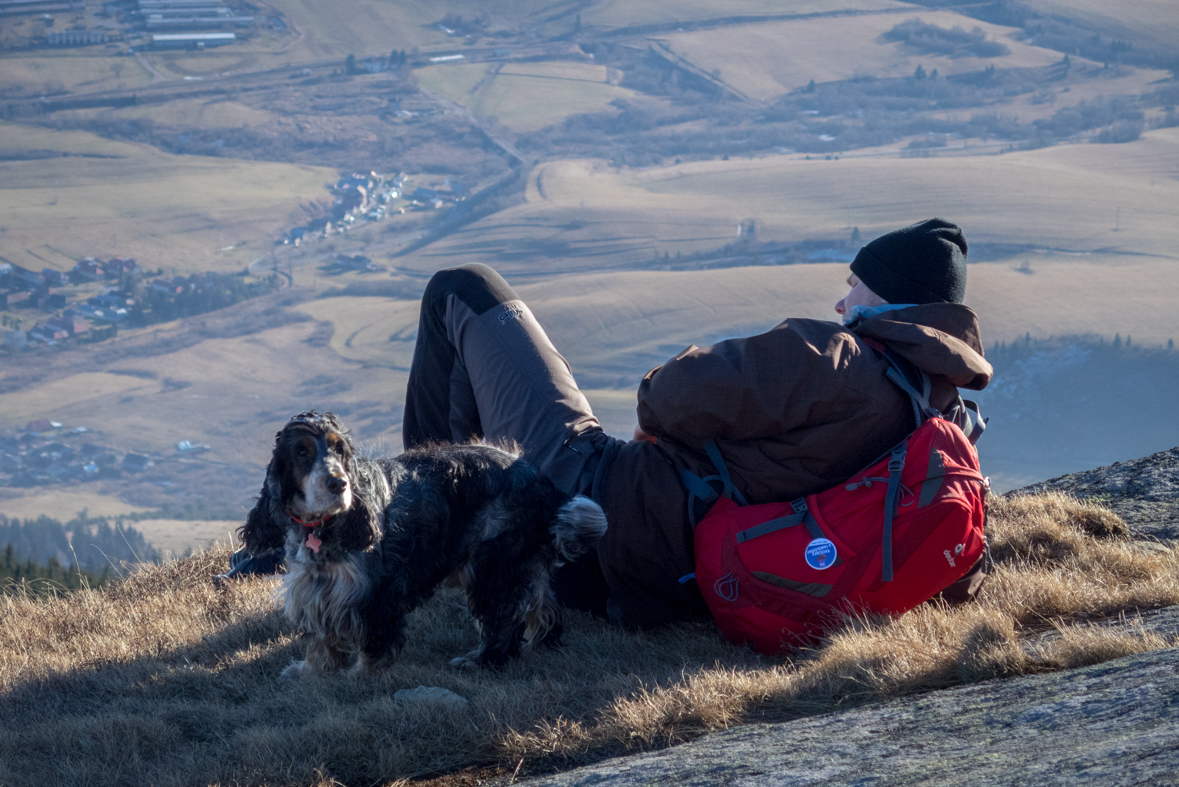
[682, 352, 989, 654]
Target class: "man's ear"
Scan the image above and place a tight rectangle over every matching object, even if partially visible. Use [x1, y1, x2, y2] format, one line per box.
[239, 466, 287, 555]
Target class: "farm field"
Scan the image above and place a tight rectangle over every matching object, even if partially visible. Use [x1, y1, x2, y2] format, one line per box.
[659, 11, 1071, 102]
[0, 318, 405, 447]
[393, 127, 1179, 278]
[0, 486, 230, 556]
[293, 295, 420, 368]
[7, 244, 1179, 531]
[989, 65, 1172, 123]
[579, 0, 909, 31]
[127, 518, 238, 557]
[416, 61, 640, 132]
[100, 97, 279, 128]
[0, 120, 335, 273]
[0, 490, 153, 521]
[262, 0, 555, 63]
[0, 54, 153, 97]
[1025, 0, 1179, 58]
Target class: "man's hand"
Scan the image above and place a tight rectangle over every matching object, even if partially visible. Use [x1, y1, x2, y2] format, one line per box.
[633, 425, 657, 444]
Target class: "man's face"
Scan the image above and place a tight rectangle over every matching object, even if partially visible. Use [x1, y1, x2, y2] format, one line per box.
[834, 273, 886, 317]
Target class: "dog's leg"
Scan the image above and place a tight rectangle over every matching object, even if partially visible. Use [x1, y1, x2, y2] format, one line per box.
[454, 542, 549, 668]
[280, 637, 349, 681]
[356, 576, 413, 670]
[523, 578, 563, 650]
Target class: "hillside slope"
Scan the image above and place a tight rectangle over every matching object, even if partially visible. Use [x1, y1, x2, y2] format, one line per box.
[2, 450, 1178, 786]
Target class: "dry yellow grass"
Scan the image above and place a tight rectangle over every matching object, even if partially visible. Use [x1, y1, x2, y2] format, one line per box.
[293, 295, 420, 368]
[415, 61, 640, 133]
[0, 54, 154, 96]
[101, 97, 279, 128]
[128, 519, 240, 558]
[580, 0, 908, 32]
[1, 492, 1175, 786]
[400, 127, 1179, 281]
[0, 120, 335, 273]
[0, 313, 406, 462]
[660, 10, 1064, 102]
[1024, 0, 1179, 57]
[0, 491, 154, 521]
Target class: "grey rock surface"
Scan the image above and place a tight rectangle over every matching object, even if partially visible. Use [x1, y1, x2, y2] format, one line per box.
[1016, 447, 1179, 542]
[522, 639, 1179, 787]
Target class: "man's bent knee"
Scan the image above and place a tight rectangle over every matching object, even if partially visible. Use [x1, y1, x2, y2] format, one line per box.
[423, 264, 520, 317]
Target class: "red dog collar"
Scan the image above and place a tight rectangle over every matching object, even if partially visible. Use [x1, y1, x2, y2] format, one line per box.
[290, 514, 333, 528]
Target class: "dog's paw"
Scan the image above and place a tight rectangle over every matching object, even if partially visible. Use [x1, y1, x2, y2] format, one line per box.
[351, 652, 392, 676]
[279, 660, 309, 682]
[448, 655, 479, 670]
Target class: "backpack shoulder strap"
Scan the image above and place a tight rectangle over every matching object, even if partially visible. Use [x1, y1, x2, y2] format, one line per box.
[873, 343, 986, 443]
[876, 346, 939, 428]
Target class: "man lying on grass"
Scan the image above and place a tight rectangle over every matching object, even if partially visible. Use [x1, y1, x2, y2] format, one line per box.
[400, 217, 992, 629]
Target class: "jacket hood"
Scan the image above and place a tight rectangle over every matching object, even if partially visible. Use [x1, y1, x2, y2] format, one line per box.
[852, 303, 992, 390]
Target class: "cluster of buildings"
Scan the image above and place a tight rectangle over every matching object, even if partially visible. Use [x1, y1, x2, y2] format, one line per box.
[29, 0, 255, 50]
[1, 258, 138, 348]
[1, 258, 266, 350]
[0, 419, 206, 488]
[282, 171, 393, 245]
[280, 172, 467, 249]
[134, 0, 252, 49]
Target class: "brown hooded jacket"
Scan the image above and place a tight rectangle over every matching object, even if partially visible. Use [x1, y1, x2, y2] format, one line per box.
[595, 303, 992, 628]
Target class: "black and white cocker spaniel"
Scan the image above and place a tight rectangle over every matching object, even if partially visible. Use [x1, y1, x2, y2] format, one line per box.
[240, 411, 607, 678]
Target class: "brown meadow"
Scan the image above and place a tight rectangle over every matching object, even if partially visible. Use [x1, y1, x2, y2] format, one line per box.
[1, 491, 1176, 787]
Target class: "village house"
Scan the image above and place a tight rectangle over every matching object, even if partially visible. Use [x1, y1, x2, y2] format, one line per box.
[72, 258, 105, 282]
[2, 263, 42, 291]
[60, 310, 90, 336]
[105, 257, 140, 278]
[41, 268, 66, 287]
[121, 453, 154, 472]
[151, 278, 185, 295]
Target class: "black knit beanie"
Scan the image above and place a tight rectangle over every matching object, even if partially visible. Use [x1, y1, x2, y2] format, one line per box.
[850, 218, 968, 304]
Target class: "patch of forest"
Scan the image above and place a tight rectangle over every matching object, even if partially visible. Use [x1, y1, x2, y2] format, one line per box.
[0, 511, 159, 595]
[976, 334, 1179, 487]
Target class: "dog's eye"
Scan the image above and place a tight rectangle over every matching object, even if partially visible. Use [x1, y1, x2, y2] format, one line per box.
[297, 447, 309, 459]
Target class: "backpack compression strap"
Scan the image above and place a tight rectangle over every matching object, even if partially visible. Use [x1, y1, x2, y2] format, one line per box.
[678, 439, 748, 528]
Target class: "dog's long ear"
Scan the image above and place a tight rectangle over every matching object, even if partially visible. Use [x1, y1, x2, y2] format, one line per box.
[334, 467, 382, 552]
[239, 463, 286, 555]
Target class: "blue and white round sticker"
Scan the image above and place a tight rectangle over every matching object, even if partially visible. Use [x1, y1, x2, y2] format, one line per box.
[804, 538, 838, 570]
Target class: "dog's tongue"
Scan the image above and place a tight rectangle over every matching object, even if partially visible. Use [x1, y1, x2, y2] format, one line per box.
[306, 534, 322, 553]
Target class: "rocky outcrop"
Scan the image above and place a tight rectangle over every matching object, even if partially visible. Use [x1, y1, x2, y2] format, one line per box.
[523, 618, 1179, 786]
[520, 449, 1179, 787]
[1018, 447, 1179, 542]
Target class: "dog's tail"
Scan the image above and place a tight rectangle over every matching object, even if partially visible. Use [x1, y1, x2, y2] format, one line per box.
[551, 495, 608, 561]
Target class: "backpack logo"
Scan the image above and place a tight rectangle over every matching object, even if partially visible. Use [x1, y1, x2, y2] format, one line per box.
[714, 573, 739, 601]
[805, 538, 837, 570]
[943, 549, 956, 567]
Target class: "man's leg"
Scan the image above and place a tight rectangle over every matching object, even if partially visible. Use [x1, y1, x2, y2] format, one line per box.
[403, 264, 612, 613]
[403, 263, 603, 493]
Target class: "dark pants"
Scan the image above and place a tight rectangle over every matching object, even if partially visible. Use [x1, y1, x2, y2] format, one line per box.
[403, 264, 617, 616]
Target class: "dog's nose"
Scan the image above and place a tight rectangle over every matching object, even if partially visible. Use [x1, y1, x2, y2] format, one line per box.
[327, 475, 348, 495]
